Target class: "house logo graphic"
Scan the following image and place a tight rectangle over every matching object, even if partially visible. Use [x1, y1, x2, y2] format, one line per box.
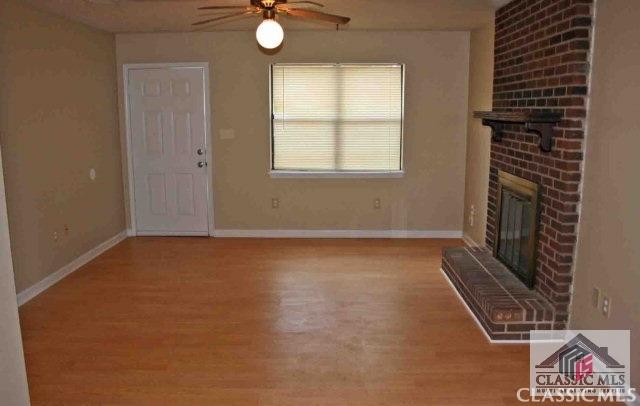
[529, 330, 631, 399]
[535, 334, 624, 383]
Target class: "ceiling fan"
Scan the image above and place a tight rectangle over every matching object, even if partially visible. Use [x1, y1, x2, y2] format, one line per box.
[194, 0, 351, 49]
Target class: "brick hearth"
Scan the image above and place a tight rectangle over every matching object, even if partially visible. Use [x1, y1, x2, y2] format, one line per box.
[443, 247, 556, 340]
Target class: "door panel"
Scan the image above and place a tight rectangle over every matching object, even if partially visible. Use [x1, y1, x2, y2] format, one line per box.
[173, 112, 193, 155]
[176, 173, 196, 216]
[128, 66, 209, 235]
[143, 111, 164, 154]
[147, 173, 167, 215]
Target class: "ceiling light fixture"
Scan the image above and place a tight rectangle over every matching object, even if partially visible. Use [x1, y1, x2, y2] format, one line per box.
[256, 18, 284, 49]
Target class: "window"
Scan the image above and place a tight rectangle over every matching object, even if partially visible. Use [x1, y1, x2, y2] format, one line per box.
[270, 63, 404, 175]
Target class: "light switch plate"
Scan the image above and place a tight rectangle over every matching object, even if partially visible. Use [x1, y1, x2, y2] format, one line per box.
[602, 296, 611, 318]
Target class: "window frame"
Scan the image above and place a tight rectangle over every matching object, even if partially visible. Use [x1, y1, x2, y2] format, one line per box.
[268, 63, 406, 178]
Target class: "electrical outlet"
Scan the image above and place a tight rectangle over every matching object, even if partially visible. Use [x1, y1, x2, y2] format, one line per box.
[271, 198, 279, 209]
[220, 129, 235, 140]
[53, 231, 59, 242]
[373, 198, 381, 209]
[591, 287, 601, 308]
[602, 296, 611, 318]
[469, 205, 476, 227]
[89, 168, 96, 181]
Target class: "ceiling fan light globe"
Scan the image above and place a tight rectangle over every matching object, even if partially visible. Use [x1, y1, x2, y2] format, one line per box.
[256, 19, 284, 49]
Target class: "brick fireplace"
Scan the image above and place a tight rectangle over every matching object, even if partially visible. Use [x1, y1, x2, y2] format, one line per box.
[442, 0, 594, 340]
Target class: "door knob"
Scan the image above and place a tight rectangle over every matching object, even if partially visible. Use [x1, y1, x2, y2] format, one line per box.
[197, 161, 207, 168]
[196, 148, 205, 156]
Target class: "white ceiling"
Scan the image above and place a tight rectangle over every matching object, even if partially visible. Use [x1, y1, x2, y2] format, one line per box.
[26, 0, 508, 33]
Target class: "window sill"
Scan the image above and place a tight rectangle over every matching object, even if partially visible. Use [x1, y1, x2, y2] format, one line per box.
[269, 171, 405, 179]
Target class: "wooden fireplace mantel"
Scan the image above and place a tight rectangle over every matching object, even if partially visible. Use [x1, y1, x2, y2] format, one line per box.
[473, 111, 562, 152]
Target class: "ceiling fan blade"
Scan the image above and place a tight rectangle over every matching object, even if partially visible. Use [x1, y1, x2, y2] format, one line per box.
[283, 8, 350, 25]
[198, 5, 253, 10]
[192, 10, 255, 26]
[281, 1, 324, 7]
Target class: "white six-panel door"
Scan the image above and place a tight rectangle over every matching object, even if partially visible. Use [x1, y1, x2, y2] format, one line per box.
[127, 66, 210, 235]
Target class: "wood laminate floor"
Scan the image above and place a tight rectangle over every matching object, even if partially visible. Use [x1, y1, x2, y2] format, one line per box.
[19, 237, 538, 405]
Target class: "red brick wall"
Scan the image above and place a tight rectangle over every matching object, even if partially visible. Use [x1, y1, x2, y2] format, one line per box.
[487, 0, 594, 324]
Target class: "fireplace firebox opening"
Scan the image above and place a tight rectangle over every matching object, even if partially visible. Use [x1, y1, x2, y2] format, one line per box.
[494, 170, 541, 289]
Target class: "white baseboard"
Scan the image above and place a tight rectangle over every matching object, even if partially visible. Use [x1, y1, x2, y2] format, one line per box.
[17, 231, 128, 306]
[213, 229, 463, 239]
[134, 231, 209, 237]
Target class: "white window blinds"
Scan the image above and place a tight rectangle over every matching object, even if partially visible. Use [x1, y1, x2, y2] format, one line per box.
[271, 64, 404, 172]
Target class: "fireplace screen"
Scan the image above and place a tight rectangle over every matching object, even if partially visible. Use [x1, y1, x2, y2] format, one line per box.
[494, 171, 540, 289]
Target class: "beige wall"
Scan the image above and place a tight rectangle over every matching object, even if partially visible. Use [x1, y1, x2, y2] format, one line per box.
[569, 0, 640, 389]
[0, 147, 30, 406]
[116, 31, 470, 232]
[462, 23, 494, 246]
[0, 0, 126, 292]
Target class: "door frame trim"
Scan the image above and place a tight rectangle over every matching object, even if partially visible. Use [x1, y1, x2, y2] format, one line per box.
[123, 62, 215, 236]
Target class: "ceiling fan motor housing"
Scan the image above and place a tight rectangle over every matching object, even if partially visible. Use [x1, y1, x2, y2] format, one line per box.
[251, 0, 288, 8]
